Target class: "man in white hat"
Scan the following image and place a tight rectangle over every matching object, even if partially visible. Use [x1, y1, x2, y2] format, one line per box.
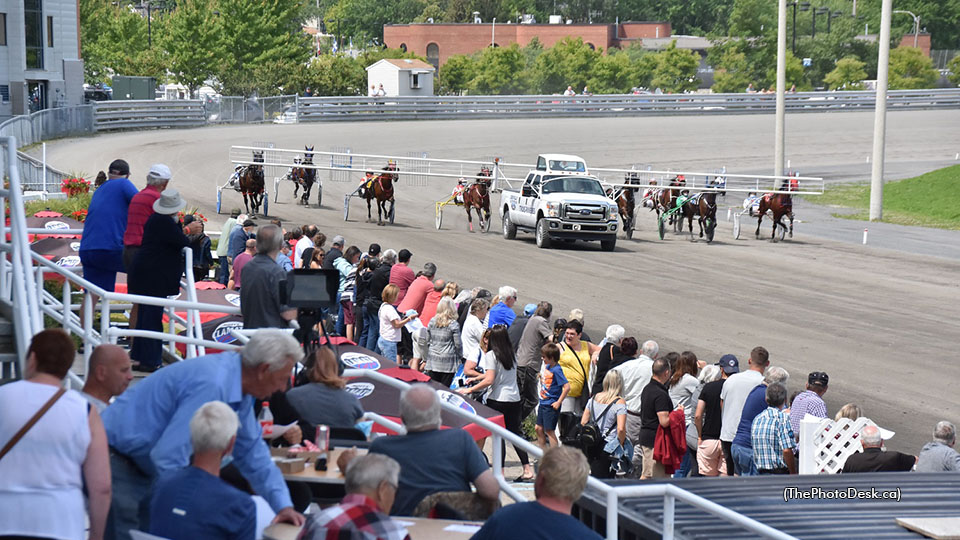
[123, 164, 172, 342]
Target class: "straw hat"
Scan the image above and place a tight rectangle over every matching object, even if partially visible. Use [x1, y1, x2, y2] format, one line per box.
[153, 188, 187, 215]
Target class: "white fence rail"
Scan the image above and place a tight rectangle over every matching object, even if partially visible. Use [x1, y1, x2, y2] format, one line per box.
[231, 145, 824, 196]
[0, 136, 44, 381]
[297, 88, 960, 122]
[94, 100, 206, 131]
[0, 105, 95, 147]
[798, 416, 883, 474]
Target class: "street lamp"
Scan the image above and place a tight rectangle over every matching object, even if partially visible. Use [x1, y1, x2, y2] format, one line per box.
[893, 10, 920, 48]
[788, 2, 809, 54]
[826, 10, 842, 34]
[812, 7, 828, 39]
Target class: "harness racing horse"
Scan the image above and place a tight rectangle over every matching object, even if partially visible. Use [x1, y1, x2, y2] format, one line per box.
[463, 167, 492, 232]
[239, 151, 265, 217]
[616, 172, 641, 239]
[291, 146, 318, 206]
[755, 179, 796, 242]
[654, 175, 686, 227]
[365, 162, 399, 226]
[697, 191, 719, 242]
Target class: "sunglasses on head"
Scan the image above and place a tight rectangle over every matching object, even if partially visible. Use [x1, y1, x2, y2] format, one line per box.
[491, 323, 507, 330]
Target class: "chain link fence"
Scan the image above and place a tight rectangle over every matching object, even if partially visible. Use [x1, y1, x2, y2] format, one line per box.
[205, 95, 299, 124]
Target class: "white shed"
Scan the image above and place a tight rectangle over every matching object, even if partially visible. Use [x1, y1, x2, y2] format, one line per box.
[365, 59, 435, 97]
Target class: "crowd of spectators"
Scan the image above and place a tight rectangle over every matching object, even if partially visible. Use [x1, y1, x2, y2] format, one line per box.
[6, 159, 960, 539]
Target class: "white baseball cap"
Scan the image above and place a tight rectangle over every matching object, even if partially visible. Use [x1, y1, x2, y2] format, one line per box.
[147, 163, 172, 182]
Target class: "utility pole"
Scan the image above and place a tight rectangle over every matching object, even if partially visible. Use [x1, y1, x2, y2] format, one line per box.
[869, 0, 893, 221]
[774, 0, 787, 178]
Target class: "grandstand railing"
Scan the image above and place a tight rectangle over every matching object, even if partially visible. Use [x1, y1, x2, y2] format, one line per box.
[0, 136, 44, 381]
[26, 238, 240, 387]
[335, 367, 796, 540]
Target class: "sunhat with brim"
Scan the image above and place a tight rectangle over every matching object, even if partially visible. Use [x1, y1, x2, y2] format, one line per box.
[153, 188, 187, 215]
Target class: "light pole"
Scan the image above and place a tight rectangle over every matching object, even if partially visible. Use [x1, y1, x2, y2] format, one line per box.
[789, 2, 809, 54]
[492, 18, 496, 47]
[826, 10, 842, 34]
[812, 7, 828, 39]
[774, 0, 787, 178]
[893, 10, 920, 48]
[869, 0, 893, 221]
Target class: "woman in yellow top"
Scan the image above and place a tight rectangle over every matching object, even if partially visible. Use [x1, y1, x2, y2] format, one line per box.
[558, 319, 600, 414]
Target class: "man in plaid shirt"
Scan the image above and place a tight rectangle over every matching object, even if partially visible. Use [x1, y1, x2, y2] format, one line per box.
[750, 383, 797, 475]
[299, 454, 411, 540]
[788, 371, 829, 441]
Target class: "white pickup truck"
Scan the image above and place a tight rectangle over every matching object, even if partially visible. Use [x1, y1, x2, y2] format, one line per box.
[499, 154, 619, 251]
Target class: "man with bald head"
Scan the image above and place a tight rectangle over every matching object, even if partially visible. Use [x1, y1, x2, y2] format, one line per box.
[842, 425, 916, 473]
[341, 383, 499, 515]
[82, 344, 134, 412]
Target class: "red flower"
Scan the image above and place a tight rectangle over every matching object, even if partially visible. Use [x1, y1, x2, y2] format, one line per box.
[60, 177, 91, 197]
[71, 209, 88, 223]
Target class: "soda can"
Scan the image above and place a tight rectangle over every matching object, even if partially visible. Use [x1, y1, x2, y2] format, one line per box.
[316, 424, 330, 452]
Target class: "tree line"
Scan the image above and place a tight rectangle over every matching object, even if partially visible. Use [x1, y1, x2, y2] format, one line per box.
[81, 0, 955, 98]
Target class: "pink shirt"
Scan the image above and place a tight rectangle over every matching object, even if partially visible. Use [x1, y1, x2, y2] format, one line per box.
[398, 275, 432, 315]
[232, 252, 253, 289]
[389, 263, 415, 304]
[123, 185, 162, 247]
[419, 289, 444, 326]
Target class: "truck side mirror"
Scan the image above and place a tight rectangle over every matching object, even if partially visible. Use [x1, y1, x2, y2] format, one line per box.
[521, 186, 532, 197]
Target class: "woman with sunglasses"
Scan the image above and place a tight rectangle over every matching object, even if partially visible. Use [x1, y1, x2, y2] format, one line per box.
[459, 325, 535, 482]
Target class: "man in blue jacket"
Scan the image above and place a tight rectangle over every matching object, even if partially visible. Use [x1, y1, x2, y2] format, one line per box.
[102, 330, 305, 539]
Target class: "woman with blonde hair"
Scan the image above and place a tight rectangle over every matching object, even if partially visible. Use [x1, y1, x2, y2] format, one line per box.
[580, 369, 627, 478]
[285, 347, 364, 430]
[419, 297, 463, 387]
[441, 281, 459, 299]
[835, 403, 862, 421]
[378, 284, 416, 362]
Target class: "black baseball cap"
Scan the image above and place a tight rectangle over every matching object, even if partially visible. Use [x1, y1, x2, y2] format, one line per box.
[368, 243, 381, 256]
[718, 354, 740, 374]
[808, 371, 829, 386]
[242, 219, 256, 228]
[108, 159, 130, 176]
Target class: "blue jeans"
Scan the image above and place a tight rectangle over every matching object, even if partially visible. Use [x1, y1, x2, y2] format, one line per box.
[363, 306, 380, 352]
[104, 452, 153, 540]
[731, 442, 757, 476]
[378, 337, 398, 363]
[673, 447, 694, 478]
[334, 291, 345, 335]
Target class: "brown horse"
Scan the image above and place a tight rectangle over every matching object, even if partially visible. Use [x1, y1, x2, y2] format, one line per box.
[291, 146, 317, 206]
[365, 162, 399, 226]
[755, 180, 795, 241]
[239, 151, 265, 217]
[616, 172, 641, 238]
[697, 191, 719, 242]
[463, 167, 492, 232]
[654, 175, 686, 227]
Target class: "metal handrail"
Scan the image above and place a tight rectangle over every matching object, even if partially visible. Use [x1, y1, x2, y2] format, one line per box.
[0, 136, 44, 375]
[338, 367, 792, 539]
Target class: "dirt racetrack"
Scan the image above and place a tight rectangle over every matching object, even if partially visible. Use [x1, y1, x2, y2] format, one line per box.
[45, 110, 960, 453]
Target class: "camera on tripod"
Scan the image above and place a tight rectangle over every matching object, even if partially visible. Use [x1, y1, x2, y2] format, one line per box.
[283, 268, 339, 352]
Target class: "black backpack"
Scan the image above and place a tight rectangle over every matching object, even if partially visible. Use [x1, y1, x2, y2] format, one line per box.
[575, 400, 617, 457]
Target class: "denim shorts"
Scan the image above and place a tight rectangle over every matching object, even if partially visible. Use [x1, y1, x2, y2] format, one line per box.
[378, 337, 398, 363]
[536, 402, 560, 430]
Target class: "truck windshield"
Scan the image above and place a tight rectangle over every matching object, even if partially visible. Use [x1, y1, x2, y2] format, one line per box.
[542, 177, 605, 196]
[548, 160, 586, 172]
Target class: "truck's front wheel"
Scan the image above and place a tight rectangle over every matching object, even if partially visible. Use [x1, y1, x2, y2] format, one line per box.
[536, 219, 552, 249]
[502, 211, 517, 240]
[601, 237, 617, 251]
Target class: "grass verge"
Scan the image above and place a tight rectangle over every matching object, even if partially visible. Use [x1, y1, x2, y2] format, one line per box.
[807, 164, 960, 230]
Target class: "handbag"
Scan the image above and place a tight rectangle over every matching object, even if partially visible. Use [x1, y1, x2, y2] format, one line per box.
[574, 400, 618, 457]
[0, 387, 66, 462]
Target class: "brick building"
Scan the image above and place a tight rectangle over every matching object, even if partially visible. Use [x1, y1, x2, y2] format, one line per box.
[384, 21, 671, 69]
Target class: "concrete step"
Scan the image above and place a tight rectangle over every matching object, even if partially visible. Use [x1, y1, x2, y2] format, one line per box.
[0, 352, 20, 384]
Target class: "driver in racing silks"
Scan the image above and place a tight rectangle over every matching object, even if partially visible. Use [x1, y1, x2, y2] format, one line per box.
[452, 178, 467, 204]
[358, 170, 375, 197]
